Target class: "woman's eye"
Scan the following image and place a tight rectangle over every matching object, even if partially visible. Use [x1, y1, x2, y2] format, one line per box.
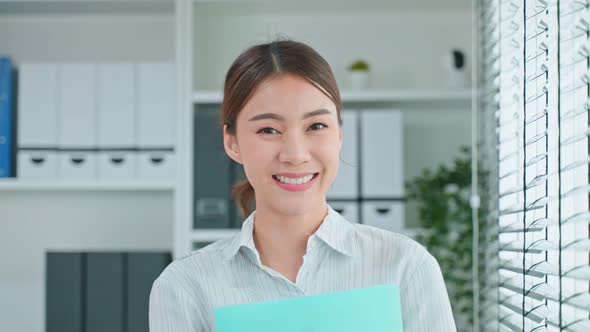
[257, 127, 279, 135]
[308, 123, 328, 131]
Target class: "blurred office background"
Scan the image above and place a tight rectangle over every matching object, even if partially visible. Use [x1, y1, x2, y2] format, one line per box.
[0, 0, 587, 332]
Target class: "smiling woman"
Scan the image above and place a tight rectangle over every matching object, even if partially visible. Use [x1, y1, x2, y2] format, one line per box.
[149, 40, 457, 332]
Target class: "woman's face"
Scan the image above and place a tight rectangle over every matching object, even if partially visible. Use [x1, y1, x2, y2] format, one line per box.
[223, 73, 342, 216]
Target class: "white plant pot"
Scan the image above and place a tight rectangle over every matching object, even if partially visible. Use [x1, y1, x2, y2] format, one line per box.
[348, 71, 369, 90]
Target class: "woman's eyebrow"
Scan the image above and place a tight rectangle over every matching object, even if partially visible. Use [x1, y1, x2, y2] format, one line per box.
[248, 109, 332, 122]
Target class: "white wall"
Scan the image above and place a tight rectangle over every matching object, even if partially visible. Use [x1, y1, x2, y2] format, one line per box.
[0, 13, 174, 62]
[194, 10, 473, 90]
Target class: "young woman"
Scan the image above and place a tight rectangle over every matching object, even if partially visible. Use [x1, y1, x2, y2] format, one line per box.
[149, 40, 457, 331]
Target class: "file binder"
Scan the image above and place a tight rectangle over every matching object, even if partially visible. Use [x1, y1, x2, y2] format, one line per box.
[58, 63, 97, 179]
[97, 63, 136, 179]
[361, 110, 404, 198]
[0, 57, 14, 177]
[214, 283, 403, 332]
[85, 253, 124, 332]
[46, 253, 83, 332]
[194, 109, 231, 228]
[127, 253, 172, 332]
[136, 62, 175, 148]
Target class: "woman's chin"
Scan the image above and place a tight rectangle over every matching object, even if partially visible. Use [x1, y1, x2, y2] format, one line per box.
[268, 198, 325, 217]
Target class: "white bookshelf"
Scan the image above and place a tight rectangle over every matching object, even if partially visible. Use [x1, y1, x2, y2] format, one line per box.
[0, 4, 177, 332]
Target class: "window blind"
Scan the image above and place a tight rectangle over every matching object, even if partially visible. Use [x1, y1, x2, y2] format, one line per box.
[477, 0, 590, 331]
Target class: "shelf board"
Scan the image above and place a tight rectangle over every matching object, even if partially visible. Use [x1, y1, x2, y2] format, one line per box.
[193, 90, 223, 104]
[192, 0, 471, 14]
[193, 89, 472, 105]
[0, 0, 174, 15]
[340, 89, 472, 103]
[190, 229, 240, 242]
[0, 179, 175, 191]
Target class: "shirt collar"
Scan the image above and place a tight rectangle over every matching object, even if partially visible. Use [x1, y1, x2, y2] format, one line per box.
[220, 203, 356, 261]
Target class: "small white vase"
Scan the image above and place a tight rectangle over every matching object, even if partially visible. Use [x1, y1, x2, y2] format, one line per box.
[347, 71, 369, 90]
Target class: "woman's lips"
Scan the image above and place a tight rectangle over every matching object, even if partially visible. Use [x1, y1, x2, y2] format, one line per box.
[272, 173, 319, 192]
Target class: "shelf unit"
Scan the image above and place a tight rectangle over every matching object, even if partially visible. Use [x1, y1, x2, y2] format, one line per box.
[176, 0, 474, 259]
[0, 4, 177, 332]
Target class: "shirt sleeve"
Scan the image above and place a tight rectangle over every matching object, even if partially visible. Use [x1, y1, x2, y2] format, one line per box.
[400, 251, 457, 332]
[149, 275, 204, 332]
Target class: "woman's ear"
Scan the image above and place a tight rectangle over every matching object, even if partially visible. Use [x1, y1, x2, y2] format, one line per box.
[223, 124, 243, 164]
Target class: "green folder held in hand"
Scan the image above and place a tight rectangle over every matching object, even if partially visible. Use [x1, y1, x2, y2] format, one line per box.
[214, 283, 403, 332]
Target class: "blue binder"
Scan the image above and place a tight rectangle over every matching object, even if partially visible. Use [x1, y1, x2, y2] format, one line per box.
[0, 56, 13, 177]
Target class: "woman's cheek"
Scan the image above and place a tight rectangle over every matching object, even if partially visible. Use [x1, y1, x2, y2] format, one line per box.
[316, 135, 340, 158]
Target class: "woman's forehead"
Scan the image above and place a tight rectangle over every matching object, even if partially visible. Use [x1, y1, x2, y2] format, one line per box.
[240, 75, 337, 119]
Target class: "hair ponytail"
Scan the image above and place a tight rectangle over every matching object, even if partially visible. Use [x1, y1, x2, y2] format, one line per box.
[232, 178, 256, 218]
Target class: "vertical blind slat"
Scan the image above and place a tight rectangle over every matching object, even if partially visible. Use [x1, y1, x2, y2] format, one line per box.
[478, 0, 590, 330]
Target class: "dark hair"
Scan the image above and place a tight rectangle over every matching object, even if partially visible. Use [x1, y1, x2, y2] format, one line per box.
[220, 39, 342, 218]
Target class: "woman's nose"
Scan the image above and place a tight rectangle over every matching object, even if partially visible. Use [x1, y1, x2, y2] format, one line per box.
[278, 132, 311, 165]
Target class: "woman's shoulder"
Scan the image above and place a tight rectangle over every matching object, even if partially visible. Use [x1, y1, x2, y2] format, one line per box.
[351, 224, 443, 287]
[352, 223, 430, 256]
[153, 237, 234, 289]
[351, 224, 436, 272]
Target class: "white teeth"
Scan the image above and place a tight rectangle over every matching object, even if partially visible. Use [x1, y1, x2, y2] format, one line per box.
[275, 174, 315, 185]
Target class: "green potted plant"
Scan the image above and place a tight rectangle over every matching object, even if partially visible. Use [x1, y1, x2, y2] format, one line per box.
[347, 59, 370, 89]
[405, 146, 488, 332]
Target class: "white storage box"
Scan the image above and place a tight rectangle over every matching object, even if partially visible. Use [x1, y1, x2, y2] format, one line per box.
[17, 150, 58, 179]
[361, 200, 405, 233]
[137, 151, 175, 180]
[328, 201, 360, 224]
[97, 151, 137, 179]
[58, 151, 97, 179]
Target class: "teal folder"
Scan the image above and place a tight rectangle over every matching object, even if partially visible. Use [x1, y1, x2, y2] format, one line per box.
[214, 283, 403, 332]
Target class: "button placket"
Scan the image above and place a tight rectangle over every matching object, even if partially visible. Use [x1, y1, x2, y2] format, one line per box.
[298, 238, 319, 292]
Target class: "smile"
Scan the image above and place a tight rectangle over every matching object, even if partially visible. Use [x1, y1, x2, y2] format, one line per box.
[272, 173, 319, 192]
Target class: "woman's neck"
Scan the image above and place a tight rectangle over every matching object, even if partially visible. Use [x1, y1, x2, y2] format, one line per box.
[251, 202, 328, 280]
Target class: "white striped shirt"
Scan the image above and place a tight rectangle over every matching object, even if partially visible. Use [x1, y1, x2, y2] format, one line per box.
[149, 204, 457, 331]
